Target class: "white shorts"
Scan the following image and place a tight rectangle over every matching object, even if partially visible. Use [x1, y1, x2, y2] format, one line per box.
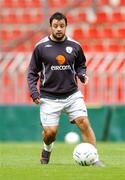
[40, 91, 88, 127]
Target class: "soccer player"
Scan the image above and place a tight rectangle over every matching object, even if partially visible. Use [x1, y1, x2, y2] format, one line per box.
[27, 12, 104, 167]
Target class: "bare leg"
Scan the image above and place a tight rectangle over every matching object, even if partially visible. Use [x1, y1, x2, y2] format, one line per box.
[74, 116, 96, 147]
[40, 126, 58, 164]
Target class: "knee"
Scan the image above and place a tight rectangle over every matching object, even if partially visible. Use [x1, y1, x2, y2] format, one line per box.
[75, 117, 90, 131]
[46, 130, 57, 140]
[43, 129, 57, 144]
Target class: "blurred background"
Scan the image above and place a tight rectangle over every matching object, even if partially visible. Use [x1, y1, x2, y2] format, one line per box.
[0, 0, 125, 142]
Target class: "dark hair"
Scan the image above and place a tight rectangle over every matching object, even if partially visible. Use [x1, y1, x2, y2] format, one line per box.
[49, 12, 67, 26]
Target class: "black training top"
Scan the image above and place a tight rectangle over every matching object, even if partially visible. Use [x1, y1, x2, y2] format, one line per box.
[27, 36, 87, 100]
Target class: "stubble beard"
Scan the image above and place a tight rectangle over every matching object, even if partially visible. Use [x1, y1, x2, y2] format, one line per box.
[52, 33, 65, 41]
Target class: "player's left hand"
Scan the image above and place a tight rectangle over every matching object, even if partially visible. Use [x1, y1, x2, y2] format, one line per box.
[78, 74, 89, 84]
[82, 74, 89, 85]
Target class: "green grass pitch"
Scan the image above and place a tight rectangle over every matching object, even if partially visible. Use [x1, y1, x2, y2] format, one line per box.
[0, 142, 125, 180]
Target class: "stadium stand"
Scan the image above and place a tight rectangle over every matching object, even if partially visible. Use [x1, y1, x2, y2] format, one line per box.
[0, 0, 125, 104]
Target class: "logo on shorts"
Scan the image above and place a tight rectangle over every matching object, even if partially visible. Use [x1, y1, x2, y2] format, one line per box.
[83, 110, 87, 112]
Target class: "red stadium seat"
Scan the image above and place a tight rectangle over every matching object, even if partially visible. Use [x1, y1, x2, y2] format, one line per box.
[1, 30, 12, 41]
[2, 13, 18, 24]
[12, 30, 22, 39]
[20, 13, 32, 23]
[77, 0, 93, 7]
[111, 12, 125, 22]
[87, 28, 101, 38]
[81, 43, 91, 52]
[26, 0, 42, 8]
[101, 28, 115, 38]
[107, 44, 121, 52]
[77, 12, 87, 22]
[28, 0, 41, 7]
[92, 44, 105, 52]
[33, 13, 43, 23]
[96, 12, 109, 23]
[48, 0, 68, 7]
[14, 0, 27, 8]
[72, 28, 86, 40]
[19, 13, 43, 24]
[118, 28, 125, 38]
[66, 13, 76, 23]
[13, 0, 41, 8]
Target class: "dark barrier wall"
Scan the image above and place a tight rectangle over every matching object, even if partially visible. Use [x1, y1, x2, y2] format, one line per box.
[108, 106, 125, 141]
[0, 105, 40, 141]
[0, 105, 125, 141]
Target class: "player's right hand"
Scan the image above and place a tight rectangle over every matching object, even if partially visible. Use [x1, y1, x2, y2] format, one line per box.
[34, 98, 41, 104]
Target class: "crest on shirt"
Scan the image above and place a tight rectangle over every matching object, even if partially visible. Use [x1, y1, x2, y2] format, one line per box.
[66, 46, 73, 54]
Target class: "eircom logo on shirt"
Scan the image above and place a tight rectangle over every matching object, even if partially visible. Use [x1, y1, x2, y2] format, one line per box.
[51, 55, 71, 71]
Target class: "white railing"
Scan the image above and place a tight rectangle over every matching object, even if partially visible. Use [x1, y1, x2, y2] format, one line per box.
[0, 52, 125, 105]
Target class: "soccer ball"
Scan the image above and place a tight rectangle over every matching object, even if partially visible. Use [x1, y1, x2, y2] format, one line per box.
[64, 132, 80, 144]
[73, 143, 99, 166]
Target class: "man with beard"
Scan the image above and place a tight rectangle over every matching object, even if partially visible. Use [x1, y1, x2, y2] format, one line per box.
[27, 12, 104, 167]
